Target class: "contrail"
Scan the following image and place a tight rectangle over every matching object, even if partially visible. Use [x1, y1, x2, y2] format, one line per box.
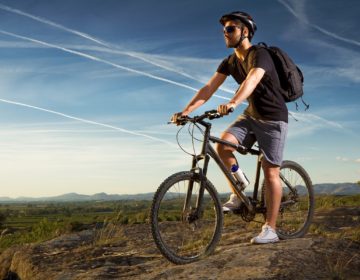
[0, 30, 227, 147]
[0, 30, 343, 131]
[0, 29, 230, 101]
[0, 3, 108, 46]
[0, 98, 177, 147]
[277, 0, 360, 47]
[0, 3, 234, 94]
[291, 111, 343, 129]
[0, 6, 343, 130]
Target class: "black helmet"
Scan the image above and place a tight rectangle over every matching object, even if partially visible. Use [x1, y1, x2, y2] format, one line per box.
[219, 11, 257, 39]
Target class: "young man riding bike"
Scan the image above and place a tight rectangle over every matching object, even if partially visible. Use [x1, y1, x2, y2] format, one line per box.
[171, 11, 288, 244]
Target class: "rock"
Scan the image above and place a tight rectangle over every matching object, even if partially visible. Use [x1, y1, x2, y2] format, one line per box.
[0, 213, 359, 279]
[1, 228, 15, 236]
[0, 247, 18, 279]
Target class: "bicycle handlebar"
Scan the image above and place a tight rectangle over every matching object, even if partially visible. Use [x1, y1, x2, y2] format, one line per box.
[169, 107, 234, 125]
[170, 107, 260, 155]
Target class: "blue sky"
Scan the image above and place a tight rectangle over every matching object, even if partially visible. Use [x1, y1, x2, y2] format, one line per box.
[0, 0, 359, 198]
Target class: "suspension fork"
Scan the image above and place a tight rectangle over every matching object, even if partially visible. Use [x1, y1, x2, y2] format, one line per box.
[195, 154, 210, 215]
[183, 123, 211, 218]
[183, 155, 207, 214]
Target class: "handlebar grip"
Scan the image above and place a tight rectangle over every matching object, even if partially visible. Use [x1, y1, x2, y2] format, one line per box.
[205, 109, 218, 114]
[228, 107, 235, 113]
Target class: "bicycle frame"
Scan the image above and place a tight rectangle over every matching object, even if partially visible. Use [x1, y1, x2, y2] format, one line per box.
[184, 118, 263, 217]
[153, 112, 314, 264]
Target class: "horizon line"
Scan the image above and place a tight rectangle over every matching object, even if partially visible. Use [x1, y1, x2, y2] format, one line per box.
[1, 181, 358, 200]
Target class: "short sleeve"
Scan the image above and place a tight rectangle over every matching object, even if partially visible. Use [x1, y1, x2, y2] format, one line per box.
[248, 48, 272, 73]
[216, 57, 230, 76]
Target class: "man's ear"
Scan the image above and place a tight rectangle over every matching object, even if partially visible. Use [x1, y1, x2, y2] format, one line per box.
[243, 26, 249, 37]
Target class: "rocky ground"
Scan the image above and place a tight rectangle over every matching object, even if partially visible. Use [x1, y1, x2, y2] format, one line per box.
[1, 207, 359, 280]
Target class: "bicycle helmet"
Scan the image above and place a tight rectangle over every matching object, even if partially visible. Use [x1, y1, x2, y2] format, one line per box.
[219, 11, 257, 40]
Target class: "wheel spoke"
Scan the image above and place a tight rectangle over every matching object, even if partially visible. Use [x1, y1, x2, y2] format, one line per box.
[151, 172, 223, 264]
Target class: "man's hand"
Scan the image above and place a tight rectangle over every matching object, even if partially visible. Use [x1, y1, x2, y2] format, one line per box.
[217, 102, 235, 116]
[170, 112, 188, 125]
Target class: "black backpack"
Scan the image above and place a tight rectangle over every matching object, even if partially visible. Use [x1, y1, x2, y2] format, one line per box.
[257, 42, 309, 110]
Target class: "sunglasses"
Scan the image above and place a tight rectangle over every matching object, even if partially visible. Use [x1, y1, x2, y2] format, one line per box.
[223, 25, 240, 34]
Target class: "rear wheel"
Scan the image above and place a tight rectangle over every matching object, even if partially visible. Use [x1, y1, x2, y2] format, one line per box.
[261, 160, 314, 239]
[150, 171, 223, 264]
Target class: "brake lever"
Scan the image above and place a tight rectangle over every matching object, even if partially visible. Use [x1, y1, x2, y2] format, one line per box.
[168, 116, 189, 126]
[208, 113, 221, 120]
[209, 107, 234, 119]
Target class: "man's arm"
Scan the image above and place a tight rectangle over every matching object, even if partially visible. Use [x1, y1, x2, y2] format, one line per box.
[218, 67, 265, 114]
[182, 72, 227, 115]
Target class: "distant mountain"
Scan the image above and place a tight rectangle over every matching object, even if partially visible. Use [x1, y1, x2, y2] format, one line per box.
[0, 192, 155, 203]
[0, 183, 359, 203]
[313, 183, 360, 195]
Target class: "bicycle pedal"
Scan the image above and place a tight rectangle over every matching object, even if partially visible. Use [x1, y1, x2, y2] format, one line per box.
[222, 207, 242, 214]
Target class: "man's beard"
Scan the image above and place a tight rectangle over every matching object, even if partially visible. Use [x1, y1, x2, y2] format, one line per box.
[225, 36, 240, 48]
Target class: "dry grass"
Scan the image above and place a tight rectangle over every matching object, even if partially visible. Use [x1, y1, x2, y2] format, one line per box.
[325, 241, 359, 280]
[93, 213, 127, 246]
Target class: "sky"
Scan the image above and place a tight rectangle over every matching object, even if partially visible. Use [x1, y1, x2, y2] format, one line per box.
[0, 0, 359, 198]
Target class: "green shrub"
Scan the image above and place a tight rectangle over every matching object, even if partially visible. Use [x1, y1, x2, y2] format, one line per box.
[315, 195, 360, 209]
[0, 218, 65, 252]
[0, 212, 6, 228]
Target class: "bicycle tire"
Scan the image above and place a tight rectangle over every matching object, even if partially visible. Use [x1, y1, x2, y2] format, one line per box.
[261, 160, 315, 239]
[150, 171, 223, 264]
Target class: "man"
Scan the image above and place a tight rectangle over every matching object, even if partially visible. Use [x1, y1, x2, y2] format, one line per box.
[171, 11, 288, 244]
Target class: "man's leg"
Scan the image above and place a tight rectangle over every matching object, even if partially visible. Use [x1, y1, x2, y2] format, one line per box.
[216, 132, 245, 212]
[216, 132, 238, 194]
[217, 117, 255, 212]
[261, 159, 282, 229]
[250, 159, 282, 244]
[249, 118, 287, 244]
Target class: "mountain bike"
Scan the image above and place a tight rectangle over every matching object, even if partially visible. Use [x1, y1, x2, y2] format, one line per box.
[150, 110, 314, 264]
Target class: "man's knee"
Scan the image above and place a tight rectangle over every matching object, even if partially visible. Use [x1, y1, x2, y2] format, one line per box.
[216, 143, 232, 157]
[216, 132, 238, 155]
[262, 160, 281, 183]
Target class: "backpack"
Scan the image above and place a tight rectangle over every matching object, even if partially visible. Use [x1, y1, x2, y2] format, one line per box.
[257, 42, 309, 110]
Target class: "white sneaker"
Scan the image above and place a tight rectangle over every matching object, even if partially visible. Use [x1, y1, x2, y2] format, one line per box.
[250, 225, 279, 244]
[222, 194, 241, 213]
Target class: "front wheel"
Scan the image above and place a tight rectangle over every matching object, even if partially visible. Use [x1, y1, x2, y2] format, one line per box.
[150, 171, 223, 264]
[261, 160, 315, 239]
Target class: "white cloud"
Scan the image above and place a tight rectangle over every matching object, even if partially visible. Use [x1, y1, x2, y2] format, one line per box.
[336, 156, 360, 163]
[336, 156, 350, 162]
[0, 126, 186, 197]
[301, 39, 360, 84]
[287, 111, 344, 138]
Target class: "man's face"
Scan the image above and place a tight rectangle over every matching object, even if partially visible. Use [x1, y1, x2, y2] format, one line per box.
[223, 20, 242, 48]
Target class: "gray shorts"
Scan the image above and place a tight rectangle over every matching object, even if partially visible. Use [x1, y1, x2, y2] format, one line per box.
[225, 115, 288, 166]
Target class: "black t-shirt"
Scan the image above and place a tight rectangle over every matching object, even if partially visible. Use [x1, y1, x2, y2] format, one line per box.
[217, 46, 288, 122]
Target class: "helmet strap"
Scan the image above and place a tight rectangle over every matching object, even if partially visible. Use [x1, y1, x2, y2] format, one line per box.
[234, 27, 248, 49]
